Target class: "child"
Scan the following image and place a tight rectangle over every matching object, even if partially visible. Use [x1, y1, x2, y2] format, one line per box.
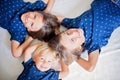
[17, 42, 69, 80]
[48, 0, 120, 72]
[0, 0, 60, 58]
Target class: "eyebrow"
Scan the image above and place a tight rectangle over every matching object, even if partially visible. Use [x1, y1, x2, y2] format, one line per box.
[34, 14, 36, 19]
[64, 31, 70, 37]
[32, 14, 36, 27]
[31, 23, 34, 26]
[63, 32, 75, 43]
[62, 32, 69, 41]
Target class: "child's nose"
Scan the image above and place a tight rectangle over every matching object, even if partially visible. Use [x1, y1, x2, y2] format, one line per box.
[42, 60, 47, 65]
[27, 18, 33, 26]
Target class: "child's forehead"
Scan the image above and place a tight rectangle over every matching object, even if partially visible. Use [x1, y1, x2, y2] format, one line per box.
[40, 52, 56, 61]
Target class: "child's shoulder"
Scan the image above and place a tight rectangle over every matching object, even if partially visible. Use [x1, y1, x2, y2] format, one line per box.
[22, 58, 34, 67]
[23, 58, 33, 64]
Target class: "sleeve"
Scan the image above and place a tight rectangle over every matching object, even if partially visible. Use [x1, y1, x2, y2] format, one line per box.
[61, 18, 75, 29]
[61, 17, 84, 29]
[9, 20, 27, 44]
[50, 71, 60, 80]
[22, 58, 33, 68]
[27, 0, 47, 11]
[87, 43, 101, 55]
[61, 10, 92, 29]
[10, 31, 26, 44]
[112, 0, 120, 8]
[43, 70, 60, 80]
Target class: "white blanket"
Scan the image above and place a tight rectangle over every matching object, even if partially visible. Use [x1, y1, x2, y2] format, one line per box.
[0, 0, 120, 80]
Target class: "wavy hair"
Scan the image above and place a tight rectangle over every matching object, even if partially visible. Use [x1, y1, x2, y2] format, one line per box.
[28, 11, 60, 42]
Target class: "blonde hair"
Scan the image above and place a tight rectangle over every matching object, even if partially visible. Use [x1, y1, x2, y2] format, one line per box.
[33, 43, 59, 59]
[33, 43, 48, 56]
[32, 43, 61, 70]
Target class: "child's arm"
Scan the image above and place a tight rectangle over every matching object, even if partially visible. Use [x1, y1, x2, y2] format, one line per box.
[11, 36, 33, 58]
[56, 15, 65, 23]
[59, 59, 69, 79]
[43, 0, 55, 13]
[76, 50, 99, 72]
[23, 41, 45, 62]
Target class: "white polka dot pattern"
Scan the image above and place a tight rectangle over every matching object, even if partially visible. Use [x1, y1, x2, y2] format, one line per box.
[62, 0, 120, 54]
[17, 58, 59, 80]
[0, 0, 46, 43]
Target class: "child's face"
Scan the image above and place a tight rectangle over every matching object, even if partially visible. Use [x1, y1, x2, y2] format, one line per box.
[60, 28, 85, 52]
[21, 11, 44, 31]
[34, 49, 55, 72]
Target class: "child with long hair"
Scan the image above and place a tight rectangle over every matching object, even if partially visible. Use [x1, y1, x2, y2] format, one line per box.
[48, 0, 120, 72]
[0, 0, 60, 58]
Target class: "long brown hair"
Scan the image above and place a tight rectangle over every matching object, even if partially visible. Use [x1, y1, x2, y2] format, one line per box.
[48, 33, 85, 65]
[48, 34, 73, 65]
[28, 11, 60, 42]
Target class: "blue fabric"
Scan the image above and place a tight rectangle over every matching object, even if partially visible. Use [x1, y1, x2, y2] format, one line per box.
[17, 58, 59, 80]
[112, 0, 120, 7]
[61, 0, 120, 54]
[0, 0, 46, 43]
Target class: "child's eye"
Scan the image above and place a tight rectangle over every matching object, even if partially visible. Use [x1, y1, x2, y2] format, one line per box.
[31, 23, 33, 27]
[34, 15, 36, 19]
[66, 32, 70, 35]
[71, 38, 76, 42]
[48, 60, 52, 63]
[71, 39, 74, 42]
[71, 38, 76, 43]
[40, 57, 44, 61]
